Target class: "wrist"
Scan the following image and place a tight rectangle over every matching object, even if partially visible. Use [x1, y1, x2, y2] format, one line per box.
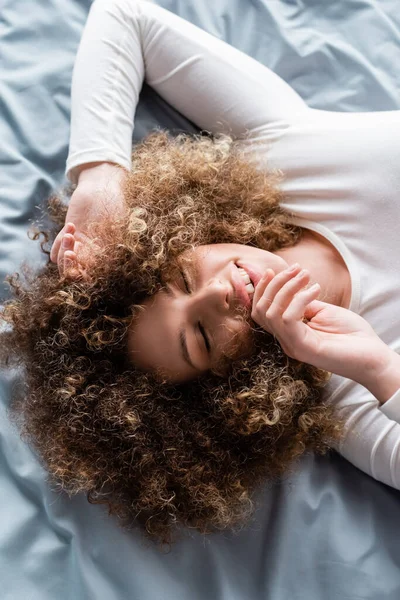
[359, 345, 400, 405]
[76, 161, 127, 186]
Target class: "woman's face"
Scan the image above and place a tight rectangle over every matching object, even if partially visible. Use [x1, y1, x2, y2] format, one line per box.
[127, 243, 289, 383]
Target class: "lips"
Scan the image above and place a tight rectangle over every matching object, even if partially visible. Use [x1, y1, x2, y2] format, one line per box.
[232, 263, 254, 309]
[235, 262, 262, 290]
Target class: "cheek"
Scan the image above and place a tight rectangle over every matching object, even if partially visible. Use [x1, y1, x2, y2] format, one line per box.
[211, 326, 254, 376]
[217, 319, 254, 362]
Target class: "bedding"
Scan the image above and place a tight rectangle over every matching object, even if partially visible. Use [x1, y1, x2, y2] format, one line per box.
[1, 0, 400, 598]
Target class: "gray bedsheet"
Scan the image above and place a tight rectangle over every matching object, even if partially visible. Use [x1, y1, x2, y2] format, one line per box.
[1, 0, 400, 598]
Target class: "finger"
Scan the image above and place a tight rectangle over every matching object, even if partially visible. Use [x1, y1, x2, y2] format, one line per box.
[50, 222, 75, 262]
[269, 269, 311, 315]
[281, 283, 321, 323]
[74, 240, 83, 258]
[62, 250, 88, 281]
[253, 264, 302, 313]
[63, 250, 78, 275]
[253, 263, 300, 302]
[50, 222, 75, 263]
[304, 299, 327, 320]
[57, 233, 76, 275]
[251, 268, 275, 306]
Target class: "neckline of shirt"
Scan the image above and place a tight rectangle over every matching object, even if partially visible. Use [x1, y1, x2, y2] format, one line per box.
[287, 215, 361, 315]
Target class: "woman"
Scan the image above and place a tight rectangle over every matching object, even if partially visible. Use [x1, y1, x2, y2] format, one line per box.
[2, 0, 400, 546]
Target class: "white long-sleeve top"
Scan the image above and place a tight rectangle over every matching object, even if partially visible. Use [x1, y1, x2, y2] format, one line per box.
[66, 0, 400, 489]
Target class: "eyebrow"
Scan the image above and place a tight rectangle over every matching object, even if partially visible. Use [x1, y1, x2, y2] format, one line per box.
[163, 283, 199, 372]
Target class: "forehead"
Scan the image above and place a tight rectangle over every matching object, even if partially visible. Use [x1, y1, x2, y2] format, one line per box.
[175, 243, 228, 273]
[178, 247, 204, 270]
[162, 248, 201, 282]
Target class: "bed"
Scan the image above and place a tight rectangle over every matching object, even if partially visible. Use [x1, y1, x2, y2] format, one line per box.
[1, 0, 400, 598]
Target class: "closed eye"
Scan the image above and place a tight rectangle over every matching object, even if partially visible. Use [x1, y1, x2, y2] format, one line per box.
[180, 268, 191, 294]
[199, 322, 211, 353]
[180, 268, 211, 355]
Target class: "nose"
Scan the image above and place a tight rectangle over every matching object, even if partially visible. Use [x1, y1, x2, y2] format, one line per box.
[193, 278, 231, 312]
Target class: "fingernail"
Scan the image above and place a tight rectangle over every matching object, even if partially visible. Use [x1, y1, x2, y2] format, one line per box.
[296, 269, 307, 278]
[288, 263, 300, 272]
[62, 236, 71, 249]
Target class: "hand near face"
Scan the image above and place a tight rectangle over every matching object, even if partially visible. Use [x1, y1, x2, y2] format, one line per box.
[50, 163, 127, 281]
[51, 221, 97, 282]
[251, 264, 386, 383]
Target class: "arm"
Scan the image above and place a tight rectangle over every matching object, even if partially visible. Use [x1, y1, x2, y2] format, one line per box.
[66, 0, 309, 184]
[357, 346, 400, 409]
[329, 388, 400, 490]
[50, 160, 128, 273]
[249, 269, 400, 488]
[327, 347, 400, 490]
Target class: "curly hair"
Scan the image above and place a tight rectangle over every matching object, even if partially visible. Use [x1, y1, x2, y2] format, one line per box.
[0, 130, 346, 548]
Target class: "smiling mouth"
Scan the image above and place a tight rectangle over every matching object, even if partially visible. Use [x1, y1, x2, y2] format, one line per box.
[235, 262, 263, 290]
[233, 263, 254, 309]
[237, 266, 255, 294]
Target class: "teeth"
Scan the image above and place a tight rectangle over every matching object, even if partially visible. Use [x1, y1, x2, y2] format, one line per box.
[245, 282, 255, 294]
[237, 266, 255, 296]
[237, 267, 251, 284]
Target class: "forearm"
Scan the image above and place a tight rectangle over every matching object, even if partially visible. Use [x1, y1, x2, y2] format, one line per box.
[69, 162, 128, 225]
[357, 346, 400, 405]
[66, 0, 145, 184]
[66, 0, 308, 184]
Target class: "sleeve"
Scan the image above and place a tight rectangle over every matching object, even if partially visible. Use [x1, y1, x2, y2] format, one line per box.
[65, 0, 310, 184]
[379, 388, 400, 423]
[328, 386, 400, 489]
